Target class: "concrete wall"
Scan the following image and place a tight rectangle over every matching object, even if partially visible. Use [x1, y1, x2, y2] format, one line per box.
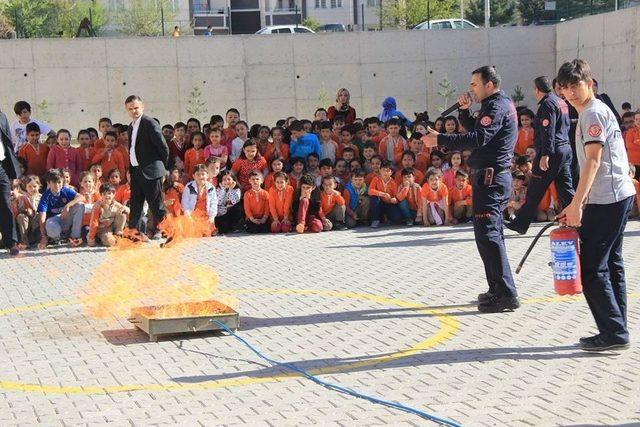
[3, 7, 635, 134]
[556, 7, 639, 108]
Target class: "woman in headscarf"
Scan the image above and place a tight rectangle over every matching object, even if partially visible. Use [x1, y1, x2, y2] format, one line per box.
[378, 96, 412, 128]
[327, 88, 356, 124]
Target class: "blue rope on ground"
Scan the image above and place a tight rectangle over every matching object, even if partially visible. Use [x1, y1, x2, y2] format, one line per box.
[211, 320, 462, 427]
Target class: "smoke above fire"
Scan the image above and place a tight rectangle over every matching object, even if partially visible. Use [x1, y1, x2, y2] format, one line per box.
[79, 215, 237, 322]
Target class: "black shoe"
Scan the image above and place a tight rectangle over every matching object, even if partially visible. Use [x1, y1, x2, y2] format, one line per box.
[478, 295, 520, 313]
[580, 335, 630, 352]
[504, 221, 527, 235]
[477, 291, 496, 303]
[579, 334, 600, 345]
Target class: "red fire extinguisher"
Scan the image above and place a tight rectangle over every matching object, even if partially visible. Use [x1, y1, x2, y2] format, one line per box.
[515, 223, 582, 295]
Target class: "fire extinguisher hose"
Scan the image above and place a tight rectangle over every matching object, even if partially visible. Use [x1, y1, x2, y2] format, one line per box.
[515, 222, 557, 274]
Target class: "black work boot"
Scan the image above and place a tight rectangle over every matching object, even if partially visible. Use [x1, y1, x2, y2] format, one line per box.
[478, 295, 520, 313]
[477, 291, 496, 303]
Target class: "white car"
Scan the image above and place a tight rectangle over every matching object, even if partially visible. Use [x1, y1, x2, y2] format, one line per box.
[412, 19, 478, 30]
[255, 25, 315, 34]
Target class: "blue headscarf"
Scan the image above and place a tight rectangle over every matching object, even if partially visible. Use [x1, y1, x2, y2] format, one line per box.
[378, 97, 412, 127]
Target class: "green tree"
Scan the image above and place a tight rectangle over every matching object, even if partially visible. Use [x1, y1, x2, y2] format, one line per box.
[115, 0, 176, 37]
[56, 0, 107, 37]
[517, 0, 544, 25]
[437, 74, 457, 112]
[302, 16, 321, 31]
[465, 0, 517, 27]
[381, 0, 458, 29]
[186, 85, 208, 119]
[2, 0, 60, 38]
[511, 85, 525, 106]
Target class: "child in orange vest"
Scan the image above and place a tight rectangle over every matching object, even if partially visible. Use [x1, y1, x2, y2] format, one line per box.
[421, 169, 450, 226]
[243, 171, 270, 233]
[268, 171, 294, 233]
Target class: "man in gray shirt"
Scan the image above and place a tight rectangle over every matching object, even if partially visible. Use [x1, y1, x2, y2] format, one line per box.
[557, 59, 636, 352]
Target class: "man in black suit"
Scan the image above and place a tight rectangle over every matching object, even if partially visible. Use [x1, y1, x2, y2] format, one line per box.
[0, 110, 21, 255]
[124, 95, 169, 242]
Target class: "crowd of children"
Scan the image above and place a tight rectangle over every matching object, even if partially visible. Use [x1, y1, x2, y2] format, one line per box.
[4, 91, 640, 249]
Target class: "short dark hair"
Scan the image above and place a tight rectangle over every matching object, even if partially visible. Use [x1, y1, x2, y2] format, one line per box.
[401, 150, 416, 162]
[472, 65, 501, 87]
[210, 114, 224, 124]
[401, 167, 415, 177]
[386, 118, 401, 128]
[14, 101, 31, 115]
[519, 108, 535, 120]
[174, 121, 187, 130]
[516, 155, 531, 166]
[226, 108, 240, 116]
[455, 169, 469, 179]
[299, 173, 315, 187]
[45, 169, 63, 183]
[410, 131, 424, 140]
[306, 152, 319, 161]
[319, 158, 333, 168]
[622, 111, 635, 120]
[363, 142, 377, 151]
[125, 95, 143, 104]
[430, 150, 444, 160]
[556, 59, 593, 87]
[534, 76, 552, 94]
[104, 130, 118, 140]
[319, 121, 332, 130]
[379, 160, 391, 170]
[622, 102, 631, 110]
[273, 171, 288, 181]
[340, 125, 354, 135]
[289, 120, 304, 132]
[99, 183, 116, 194]
[25, 122, 41, 134]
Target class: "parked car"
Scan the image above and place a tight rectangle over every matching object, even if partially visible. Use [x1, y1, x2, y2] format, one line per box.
[317, 23, 346, 32]
[412, 19, 478, 30]
[255, 25, 315, 34]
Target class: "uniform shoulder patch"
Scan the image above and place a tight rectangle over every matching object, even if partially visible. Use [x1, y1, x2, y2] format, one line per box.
[480, 116, 492, 127]
[588, 124, 602, 138]
[542, 119, 550, 127]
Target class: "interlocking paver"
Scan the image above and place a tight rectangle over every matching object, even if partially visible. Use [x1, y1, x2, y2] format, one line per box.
[0, 221, 639, 426]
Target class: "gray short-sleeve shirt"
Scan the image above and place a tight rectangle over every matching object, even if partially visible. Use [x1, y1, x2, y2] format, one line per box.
[575, 98, 636, 204]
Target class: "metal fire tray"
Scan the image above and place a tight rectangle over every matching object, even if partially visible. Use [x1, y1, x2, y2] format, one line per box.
[129, 300, 239, 342]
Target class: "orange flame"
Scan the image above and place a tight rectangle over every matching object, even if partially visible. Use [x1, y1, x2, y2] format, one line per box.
[78, 214, 237, 322]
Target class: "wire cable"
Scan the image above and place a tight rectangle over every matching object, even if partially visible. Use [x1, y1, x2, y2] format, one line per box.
[211, 320, 462, 427]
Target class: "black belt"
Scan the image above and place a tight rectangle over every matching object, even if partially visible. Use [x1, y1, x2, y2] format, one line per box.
[471, 167, 510, 175]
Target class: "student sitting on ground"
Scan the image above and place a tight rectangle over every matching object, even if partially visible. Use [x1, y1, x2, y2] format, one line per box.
[37, 169, 85, 249]
[87, 184, 129, 247]
[292, 173, 324, 234]
[421, 169, 451, 226]
[320, 175, 346, 231]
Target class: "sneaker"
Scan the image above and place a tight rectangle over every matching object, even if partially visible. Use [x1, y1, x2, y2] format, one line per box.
[405, 219, 414, 226]
[580, 335, 630, 352]
[370, 220, 380, 228]
[504, 220, 527, 235]
[8, 245, 20, 256]
[578, 334, 600, 345]
[478, 295, 520, 313]
[477, 291, 496, 303]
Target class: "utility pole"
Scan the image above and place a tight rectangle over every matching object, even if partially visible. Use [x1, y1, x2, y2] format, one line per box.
[460, 0, 464, 22]
[484, 0, 490, 28]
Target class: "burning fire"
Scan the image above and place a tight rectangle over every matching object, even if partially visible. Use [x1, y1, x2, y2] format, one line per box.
[79, 215, 237, 322]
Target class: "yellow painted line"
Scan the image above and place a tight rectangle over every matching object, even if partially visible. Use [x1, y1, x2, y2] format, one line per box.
[0, 288, 458, 395]
[1, 289, 637, 395]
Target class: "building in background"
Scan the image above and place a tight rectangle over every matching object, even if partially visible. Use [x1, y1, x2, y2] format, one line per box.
[189, 0, 380, 34]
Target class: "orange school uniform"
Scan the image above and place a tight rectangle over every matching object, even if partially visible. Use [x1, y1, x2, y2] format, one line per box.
[92, 149, 126, 178]
[365, 171, 379, 187]
[624, 126, 640, 165]
[268, 185, 294, 220]
[449, 183, 472, 206]
[183, 148, 205, 181]
[18, 143, 49, 177]
[421, 183, 448, 203]
[244, 188, 270, 219]
[263, 143, 290, 163]
[514, 128, 534, 156]
[164, 187, 182, 217]
[396, 183, 422, 211]
[368, 176, 398, 202]
[115, 183, 130, 205]
[538, 183, 559, 211]
[378, 135, 407, 166]
[394, 169, 424, 186]
[320, 190, 345, 215]
[81, 192, 101, 227]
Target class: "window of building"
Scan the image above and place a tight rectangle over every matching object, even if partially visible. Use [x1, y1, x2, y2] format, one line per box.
[330, 0, 343, 8]
[315, 0, 327, 8]
[366, 0, 379, 6]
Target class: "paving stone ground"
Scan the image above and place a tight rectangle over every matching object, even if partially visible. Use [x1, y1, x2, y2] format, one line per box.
[1, 220, 639, 426]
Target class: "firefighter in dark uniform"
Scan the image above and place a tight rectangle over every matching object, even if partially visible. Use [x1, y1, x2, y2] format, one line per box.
[506, 76, 575, 235]
[554, 78, 580, 187]
[424, 66, 519, 313]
